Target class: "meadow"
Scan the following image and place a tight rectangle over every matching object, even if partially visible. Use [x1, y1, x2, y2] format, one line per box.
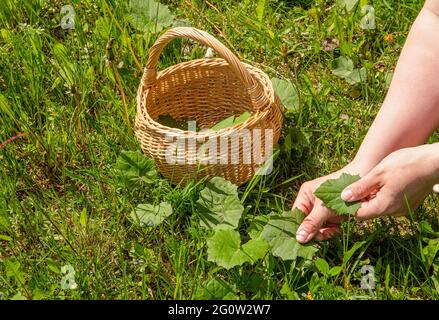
[1, 0, 439, 300]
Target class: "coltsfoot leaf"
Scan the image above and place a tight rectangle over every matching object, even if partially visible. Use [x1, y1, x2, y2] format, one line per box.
[126, 0, 174, 33]
[131, 202, 173, 227]
[345, 67, 367, 85]
[115, 150, 157, 186]
[247, 214, 271, 240]
[197, 177, 244, 230]
[241, 238, 270, 262]
[332, 56, 367, 85]
[260, 209, 318, 261]
[271, 78, 299, 111]
[314, 173, 361, 216]
[207, 229, 268, 270]
[194, 279, 238, 300]
[332, 56, 354, 78]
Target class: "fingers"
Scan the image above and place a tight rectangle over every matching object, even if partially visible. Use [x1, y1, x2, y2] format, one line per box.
[356, 190, 393, 220]
[292, 183, 314, 214]
[313, 214, 345, 241]
[296, 201, 331, 243]
[314, 225, 341, 241]
[341, 171, 381, 202]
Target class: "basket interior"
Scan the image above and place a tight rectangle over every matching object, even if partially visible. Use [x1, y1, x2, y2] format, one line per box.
[144, 61, 255, 129]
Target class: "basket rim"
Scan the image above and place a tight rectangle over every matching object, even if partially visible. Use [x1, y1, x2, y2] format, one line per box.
[136, 58, 278, 138]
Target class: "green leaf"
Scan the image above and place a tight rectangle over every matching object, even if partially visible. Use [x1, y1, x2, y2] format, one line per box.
[115, 150, 157, 187]
[280, 282, 301, 300]
[314, 173, 361, 216]
[206, 229, 268, 269]
[328, 266, 343, 277]
[52, 43, 76, 87]
[194, 279, 238, 300]
[206, 229, 249, 269]
[342, 241, 367, 265]
[337, 0, 359, 11]
[158, 114, 188, 130]
[240, 273, 270, 296]
[384, 72, 394, 89]
[160, 112, 252, 133]
[234, 111, 251, 125]
[0, 94, 14, 119]
[11, 292, 27, 300]
[422, 239, 439, 271]
[197, 177, 244, 230]
[94, 17, 111, 39]
[332, 57, 367, 85]
[5, 259, 25, 286]
[79, 208, 87, 228]
[419, 221, 439, 237]
[0, 235, 12, 241]
[173, 19, 191, 28]
[131, 202, 173, 227]
[256, 0, 266, 23]
[126, 0, 174, 34]
[241, 238, 269, 261]
[284, 127, 310, 154]
[210, 115, 235, 131]
[0, 209, 11, 233]
[332, 56, 354, 78]
[260, 209, 318, 261]
[0, 28, 11, 41]
[271, 78, 299, 111]
[315, 258, 330, 275]
[248, 214, 271, 239]
[47, 259, 60, 274]
[345, 67, 367, 85]
[209, 112, 252, 131]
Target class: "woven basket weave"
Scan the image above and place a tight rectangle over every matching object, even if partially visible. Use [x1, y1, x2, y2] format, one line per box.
[135, 27, 283, 186]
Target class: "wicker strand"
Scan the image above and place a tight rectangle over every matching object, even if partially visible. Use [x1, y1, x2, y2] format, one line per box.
[142, 27, 269, 111]
[141, 68, 157, 87]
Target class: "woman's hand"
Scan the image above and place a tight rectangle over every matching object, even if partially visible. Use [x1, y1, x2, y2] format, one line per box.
[293, 162, 371, 243]
[293, 1, 439, 244]
[341, 144, 439, 220]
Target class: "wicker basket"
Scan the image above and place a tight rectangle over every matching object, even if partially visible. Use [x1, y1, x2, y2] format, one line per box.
[135, 27, 283, 186]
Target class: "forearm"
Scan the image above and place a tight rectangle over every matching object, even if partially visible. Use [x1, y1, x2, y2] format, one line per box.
[353, 4, 439, 173]
[425, 0, 439, 15]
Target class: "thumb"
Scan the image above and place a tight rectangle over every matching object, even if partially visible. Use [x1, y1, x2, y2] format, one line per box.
[341, 172, 380, 202]
[296, 203, 329, 243]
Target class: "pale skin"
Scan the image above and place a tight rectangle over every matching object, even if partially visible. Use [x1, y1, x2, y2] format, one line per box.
[294, 0, 439, 244]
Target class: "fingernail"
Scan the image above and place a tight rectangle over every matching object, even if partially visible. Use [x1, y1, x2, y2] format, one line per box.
[341, 189, 353, 201]
[296, 230, 308, 243]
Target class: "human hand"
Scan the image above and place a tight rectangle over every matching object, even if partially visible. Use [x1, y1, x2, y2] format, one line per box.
[293, 162, 371, 243]
[340, 144, 439, 220]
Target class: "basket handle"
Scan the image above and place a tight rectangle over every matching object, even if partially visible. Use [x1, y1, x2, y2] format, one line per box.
[141, 27, 268, 110]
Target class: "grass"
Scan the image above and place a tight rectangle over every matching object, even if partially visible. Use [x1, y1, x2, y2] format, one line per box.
[1, 0, 439, 300]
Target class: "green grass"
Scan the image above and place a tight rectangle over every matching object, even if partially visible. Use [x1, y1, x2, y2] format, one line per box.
[1, 0, 439, 300]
